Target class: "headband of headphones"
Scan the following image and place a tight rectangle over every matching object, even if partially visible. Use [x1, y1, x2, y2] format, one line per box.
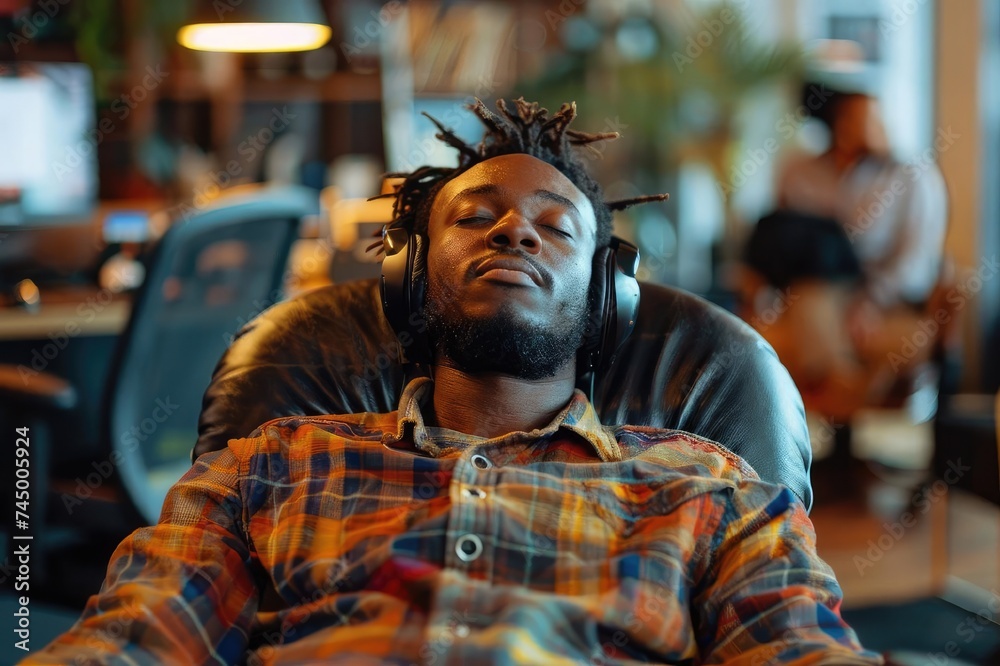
[379, 227, 639, 381]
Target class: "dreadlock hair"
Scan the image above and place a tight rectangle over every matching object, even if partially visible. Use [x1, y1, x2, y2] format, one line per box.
[374, 97, 668, 252]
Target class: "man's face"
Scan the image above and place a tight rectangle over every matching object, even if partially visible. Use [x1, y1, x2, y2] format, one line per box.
[424, 153, 598, 379]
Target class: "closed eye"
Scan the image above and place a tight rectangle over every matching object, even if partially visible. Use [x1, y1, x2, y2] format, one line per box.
[456, 216, 492, 225]
[543, 225, 572, 239]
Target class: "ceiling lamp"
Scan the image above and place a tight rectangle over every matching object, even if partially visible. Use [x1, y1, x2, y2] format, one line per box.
[178, 0, 332, 53]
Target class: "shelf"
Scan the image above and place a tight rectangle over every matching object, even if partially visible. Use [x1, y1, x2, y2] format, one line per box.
[161, 71, 382, 103]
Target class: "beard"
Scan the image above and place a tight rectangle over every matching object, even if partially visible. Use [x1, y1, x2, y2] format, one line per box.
[424, 281, 589, 380]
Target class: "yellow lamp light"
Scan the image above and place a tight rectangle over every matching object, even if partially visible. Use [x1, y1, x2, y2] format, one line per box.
[178, 0, 332, 53]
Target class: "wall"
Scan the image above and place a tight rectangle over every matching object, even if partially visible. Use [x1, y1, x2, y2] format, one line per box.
[936, 0, 985, 390]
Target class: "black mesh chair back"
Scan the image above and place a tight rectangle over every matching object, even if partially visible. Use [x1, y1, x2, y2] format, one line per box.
[104, 186, 318, 523]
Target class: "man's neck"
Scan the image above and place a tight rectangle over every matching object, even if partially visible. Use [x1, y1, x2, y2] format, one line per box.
[427, 363, 577, 439]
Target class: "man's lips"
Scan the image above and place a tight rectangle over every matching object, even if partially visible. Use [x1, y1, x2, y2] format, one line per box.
[474, 255, 544, 287]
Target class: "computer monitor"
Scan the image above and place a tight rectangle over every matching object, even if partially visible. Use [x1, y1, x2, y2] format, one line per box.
[0, 62, 98, 226]
[0, 63, 100, 291]
[383, 96, 486, 172]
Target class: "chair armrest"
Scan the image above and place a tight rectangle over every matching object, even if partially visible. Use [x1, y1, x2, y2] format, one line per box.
[0, 364, 77, 411]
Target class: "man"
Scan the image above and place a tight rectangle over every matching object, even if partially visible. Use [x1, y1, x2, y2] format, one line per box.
[28, 99, 882, 664]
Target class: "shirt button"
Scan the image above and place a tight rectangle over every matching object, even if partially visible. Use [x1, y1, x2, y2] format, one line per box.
[455, 534, 483, 562]
[454, 624, 470, 638]
[470, 454, 492, 470]
[461, 487, 487, 499]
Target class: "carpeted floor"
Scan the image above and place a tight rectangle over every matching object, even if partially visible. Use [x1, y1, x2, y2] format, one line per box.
[844, 597, 1000, 665]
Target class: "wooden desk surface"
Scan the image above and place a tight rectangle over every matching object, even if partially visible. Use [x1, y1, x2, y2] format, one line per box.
[0, 288, 131, 341]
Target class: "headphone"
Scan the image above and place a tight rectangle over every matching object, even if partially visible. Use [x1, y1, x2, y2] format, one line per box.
[379, 227, 640, 383]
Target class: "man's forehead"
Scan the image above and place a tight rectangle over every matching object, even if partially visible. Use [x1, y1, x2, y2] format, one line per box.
[432, 154, 595, 218]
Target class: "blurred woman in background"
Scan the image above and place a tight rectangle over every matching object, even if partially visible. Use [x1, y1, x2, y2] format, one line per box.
[741, 81, 952, 450]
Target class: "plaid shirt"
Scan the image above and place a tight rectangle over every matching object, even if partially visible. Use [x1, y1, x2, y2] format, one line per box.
[30, 378, 881, 665]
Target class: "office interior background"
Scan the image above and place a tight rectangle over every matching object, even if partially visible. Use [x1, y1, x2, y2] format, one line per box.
[0, 0, 998, 663]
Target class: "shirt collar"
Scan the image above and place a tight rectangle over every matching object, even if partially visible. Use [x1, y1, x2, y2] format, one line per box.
[384, 376, 621, 462]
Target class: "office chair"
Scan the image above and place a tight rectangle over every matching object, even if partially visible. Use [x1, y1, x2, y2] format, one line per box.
[0, 186, 317, 589]
[188, 187, 810, 509]
[194, 277, 814, 510]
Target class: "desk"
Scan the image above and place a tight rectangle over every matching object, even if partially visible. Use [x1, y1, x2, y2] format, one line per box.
[0, 288, 131, 341]
[0, 288, 129, 449]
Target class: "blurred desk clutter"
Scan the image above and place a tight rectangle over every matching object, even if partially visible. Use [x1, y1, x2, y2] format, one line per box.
[322, 173, 399, 285]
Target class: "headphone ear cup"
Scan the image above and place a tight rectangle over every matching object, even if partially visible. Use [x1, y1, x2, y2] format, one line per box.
[408, 233, 427, 316]
[407, 234, 431, 363]
[580, 247, 610, 365]
[380, 229, 431, 364]
[380, 227, 409, 336]
[599, 237, 640, 372]
[581, 237, 640, 379]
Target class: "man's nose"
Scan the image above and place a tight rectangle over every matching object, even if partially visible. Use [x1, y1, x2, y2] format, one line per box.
[488, 212, 541, 253]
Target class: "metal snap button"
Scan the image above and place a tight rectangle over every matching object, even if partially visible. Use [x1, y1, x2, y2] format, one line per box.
[470, 454, 492, 470]
[455, 534, 484, 562]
